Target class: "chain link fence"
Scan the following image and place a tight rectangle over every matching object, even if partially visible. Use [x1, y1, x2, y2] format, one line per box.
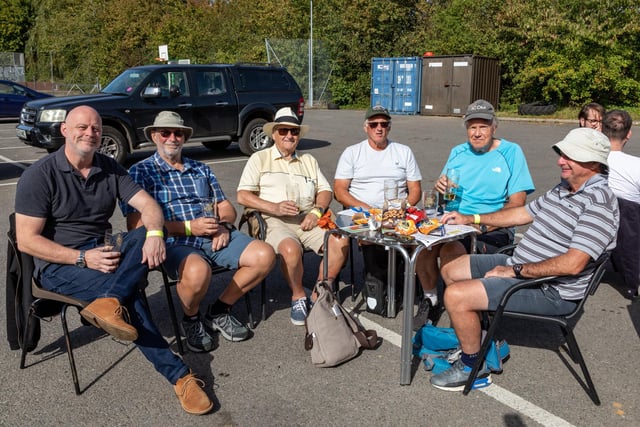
[265, 39, 332, 107]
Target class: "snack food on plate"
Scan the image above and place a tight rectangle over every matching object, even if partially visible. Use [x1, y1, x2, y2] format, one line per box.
[352, 212, 368, 225]
[418, 219, 441, 235]
[395, 219, 417, 235]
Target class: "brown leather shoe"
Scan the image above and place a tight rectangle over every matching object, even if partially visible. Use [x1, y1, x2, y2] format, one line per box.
[174, 372, 214, 415]
[80, 297, 138, 341]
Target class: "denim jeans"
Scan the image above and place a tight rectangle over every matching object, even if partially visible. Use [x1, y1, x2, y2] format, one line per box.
[40, 226, 189, 384]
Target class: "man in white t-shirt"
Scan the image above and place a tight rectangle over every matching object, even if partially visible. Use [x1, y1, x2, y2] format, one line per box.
[603, 109, 640, 300]
[334, 105, 422, 208]
[334, 106, 423, 315]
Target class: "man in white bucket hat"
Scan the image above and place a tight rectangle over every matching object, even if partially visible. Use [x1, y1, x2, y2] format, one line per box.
[237, 107, 349, 326]
[430, 127, 619, 391]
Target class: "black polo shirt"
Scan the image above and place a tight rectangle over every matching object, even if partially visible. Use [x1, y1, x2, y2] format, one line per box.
[15, 147, 142, 252]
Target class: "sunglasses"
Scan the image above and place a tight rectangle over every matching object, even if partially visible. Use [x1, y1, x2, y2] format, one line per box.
[157, 129, 186, 138]
[367, 121, 390, 129]
[276, 127, 301, 136]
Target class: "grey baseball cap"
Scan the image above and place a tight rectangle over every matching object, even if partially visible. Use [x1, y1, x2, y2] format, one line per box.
[463, 99, 495, 123]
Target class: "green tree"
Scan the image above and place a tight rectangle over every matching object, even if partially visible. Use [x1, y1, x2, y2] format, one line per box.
[0, 0, 35, 52]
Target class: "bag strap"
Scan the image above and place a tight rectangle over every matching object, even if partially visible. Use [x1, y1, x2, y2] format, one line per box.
[331, 292, 378, 350]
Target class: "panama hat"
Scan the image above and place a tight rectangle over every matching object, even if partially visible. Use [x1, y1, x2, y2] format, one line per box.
[263, 107, 309, 138]
[144, 111, 193, 141]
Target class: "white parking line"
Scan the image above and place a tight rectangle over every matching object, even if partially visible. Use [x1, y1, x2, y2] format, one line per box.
[354, 314, 575, 427]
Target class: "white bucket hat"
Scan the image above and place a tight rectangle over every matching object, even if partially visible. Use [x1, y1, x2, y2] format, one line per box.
[552, 127, 610, 167]
[144, 111, 193, 142]
[263, 107, 309, 138]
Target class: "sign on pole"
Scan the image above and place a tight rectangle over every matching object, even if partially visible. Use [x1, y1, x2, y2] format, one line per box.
[158, 45, 169, 61]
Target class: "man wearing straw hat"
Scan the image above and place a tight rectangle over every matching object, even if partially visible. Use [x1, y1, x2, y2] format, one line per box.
[122, 111, 276, 350]
[237, 107, 349, 326]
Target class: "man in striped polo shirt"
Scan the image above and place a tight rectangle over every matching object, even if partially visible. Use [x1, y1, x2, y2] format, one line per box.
[428, 127, 619, 391]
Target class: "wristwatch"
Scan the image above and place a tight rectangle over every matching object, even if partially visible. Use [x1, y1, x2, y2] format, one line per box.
[75, 250, 86, 268]
[220, 221, 235, 232]
[314, 206, 325, 214]
[479, 224, 488, 233]
[512, 263, 524, 279]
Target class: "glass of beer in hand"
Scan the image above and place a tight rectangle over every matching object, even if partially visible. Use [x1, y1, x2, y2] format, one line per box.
[444, 169, 460, 202]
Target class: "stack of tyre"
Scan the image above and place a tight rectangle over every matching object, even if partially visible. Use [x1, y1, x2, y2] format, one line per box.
[518, 101, 557, 116]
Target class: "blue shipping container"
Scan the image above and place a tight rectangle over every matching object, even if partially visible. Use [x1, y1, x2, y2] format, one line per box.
[370, 57, 422, 115]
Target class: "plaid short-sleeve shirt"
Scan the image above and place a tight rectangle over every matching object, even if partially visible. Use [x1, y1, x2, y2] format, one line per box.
[121, 152, 226, 248]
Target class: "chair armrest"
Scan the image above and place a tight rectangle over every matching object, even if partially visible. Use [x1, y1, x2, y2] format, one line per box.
[496, 275, 559, 308]
[238, 208, 267, 240]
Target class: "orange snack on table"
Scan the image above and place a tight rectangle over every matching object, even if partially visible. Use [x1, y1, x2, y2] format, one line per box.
[395, 219, 417, 235]
[418, 219, 441, 235]
[352, 212, 368, 225]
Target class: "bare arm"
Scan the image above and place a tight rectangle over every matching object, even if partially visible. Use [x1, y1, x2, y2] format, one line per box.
[126, 190, 165, 269]
[334, 178, 370, 209]
[237, 189, 298, 217]
[485, 248, 592, 279]
[441, 205, 533, 229]
[406, 180, 422, 206]
[16, 213, 122, 274]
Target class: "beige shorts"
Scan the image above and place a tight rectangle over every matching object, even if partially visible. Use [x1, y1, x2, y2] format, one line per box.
[264, 216, 325, 254]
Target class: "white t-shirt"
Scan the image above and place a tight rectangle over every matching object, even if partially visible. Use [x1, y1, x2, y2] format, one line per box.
[334, 139, 422, 207]
[608, 150, 640, 203]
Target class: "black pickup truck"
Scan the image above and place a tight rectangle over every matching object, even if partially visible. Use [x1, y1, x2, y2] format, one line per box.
[16, 63, 305, 163]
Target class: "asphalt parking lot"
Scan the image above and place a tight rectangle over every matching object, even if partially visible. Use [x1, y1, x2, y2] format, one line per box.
[0, 110, 638, 426]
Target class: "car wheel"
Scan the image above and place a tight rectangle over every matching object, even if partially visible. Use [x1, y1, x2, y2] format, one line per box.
[202, 141, 232, 151]
[100, 125, 127, 164]
[46, 147, 59, 154]
[239, 118, 271, 156]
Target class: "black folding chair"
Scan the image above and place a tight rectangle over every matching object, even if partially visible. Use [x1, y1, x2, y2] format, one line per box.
[8, 213, 89, 395]
[463, 251, 610, 405]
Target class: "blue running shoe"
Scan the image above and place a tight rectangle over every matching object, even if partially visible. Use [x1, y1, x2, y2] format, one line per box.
[430, 359, 492, 391]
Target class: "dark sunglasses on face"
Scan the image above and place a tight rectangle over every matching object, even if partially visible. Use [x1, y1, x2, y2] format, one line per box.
[158, 129, 185, 138]
[276, 127, 301, 136]
[367, 121, 390, 129]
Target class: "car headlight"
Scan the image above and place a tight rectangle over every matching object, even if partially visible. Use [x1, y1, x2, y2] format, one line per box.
[39, 109, 67, 122]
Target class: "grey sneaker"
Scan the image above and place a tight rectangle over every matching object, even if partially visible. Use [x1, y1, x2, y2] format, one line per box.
[290, 297, 309, 326]
[430, 359, 492, 391]
[181, 317, 216, 353]
[412, 297, 433, 331]
[205, 312, 250, 342]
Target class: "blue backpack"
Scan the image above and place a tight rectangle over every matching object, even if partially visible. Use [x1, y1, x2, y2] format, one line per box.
[412, 322, 510, 374]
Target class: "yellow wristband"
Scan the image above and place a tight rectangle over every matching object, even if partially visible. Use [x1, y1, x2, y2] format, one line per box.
[310, 208, 322, 218]
[184, 220, 192, 237]
[473, 214, 481, 224]
[146, 230, 164, 238]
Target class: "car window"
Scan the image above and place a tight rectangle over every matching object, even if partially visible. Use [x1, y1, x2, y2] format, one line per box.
[103, 69, 152, 94]
[195, 71, 227, 96]
[0, 83, 11, 94]
[235, 69, 293, 92]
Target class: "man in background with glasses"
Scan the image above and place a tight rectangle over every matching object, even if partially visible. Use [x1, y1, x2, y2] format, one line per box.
[334, 105, 423, 316]
[237, 107, 349, 326]
[122, 111, 275, 349]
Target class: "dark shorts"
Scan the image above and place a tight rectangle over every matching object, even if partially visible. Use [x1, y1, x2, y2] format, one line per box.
[164, 229, 253, 279]
[470, 254, 577, 316]
[459, 227, 514, 254]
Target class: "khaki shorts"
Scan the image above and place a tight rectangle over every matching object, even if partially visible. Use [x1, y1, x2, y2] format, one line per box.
[264, 216, 325, 254]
